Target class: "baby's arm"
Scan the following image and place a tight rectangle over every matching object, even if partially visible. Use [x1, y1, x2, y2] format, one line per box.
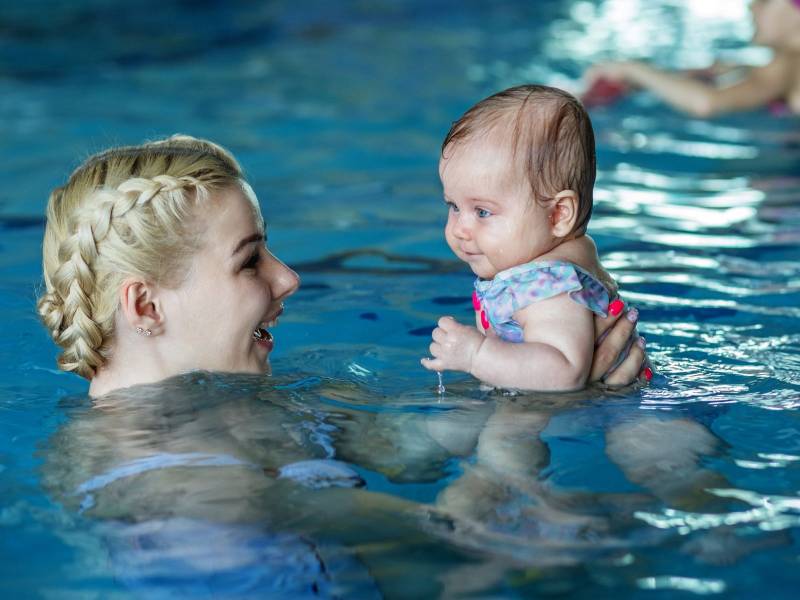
[423, 293, 594, 391]
[585, 56, 791, 117]
[554, 237, 652, 384]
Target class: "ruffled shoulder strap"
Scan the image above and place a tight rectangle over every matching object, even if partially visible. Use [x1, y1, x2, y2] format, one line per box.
[475, 260, 610, 333]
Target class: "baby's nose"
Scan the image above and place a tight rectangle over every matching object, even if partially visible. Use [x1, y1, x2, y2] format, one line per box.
[451, 215, 471, 239]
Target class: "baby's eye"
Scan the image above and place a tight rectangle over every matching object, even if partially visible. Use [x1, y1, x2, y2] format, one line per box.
[446, 201, 459, 213]
[476, 207, 492, 218]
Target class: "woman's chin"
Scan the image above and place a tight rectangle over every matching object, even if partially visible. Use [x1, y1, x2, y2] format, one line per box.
[246, 357, 271, 375]
[257, 350, 273, 374]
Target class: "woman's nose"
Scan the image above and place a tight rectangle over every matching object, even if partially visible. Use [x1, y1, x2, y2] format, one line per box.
[265, 253, 300, 299]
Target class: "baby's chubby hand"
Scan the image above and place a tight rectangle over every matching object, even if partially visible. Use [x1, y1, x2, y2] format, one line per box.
[421, 316, 485, 374]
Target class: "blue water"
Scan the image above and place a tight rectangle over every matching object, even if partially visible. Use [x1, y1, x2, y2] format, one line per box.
[2, 0, 800, 597]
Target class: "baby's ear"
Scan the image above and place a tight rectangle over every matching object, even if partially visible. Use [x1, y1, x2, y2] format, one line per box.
[550, 190, 579, 237]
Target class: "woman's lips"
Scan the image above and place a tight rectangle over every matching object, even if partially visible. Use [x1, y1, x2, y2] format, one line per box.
[253, 327, 274, 352]
[253, 304, 285, 353]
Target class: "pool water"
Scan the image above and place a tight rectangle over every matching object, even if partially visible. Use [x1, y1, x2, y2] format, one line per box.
[2, 0, 800, 597]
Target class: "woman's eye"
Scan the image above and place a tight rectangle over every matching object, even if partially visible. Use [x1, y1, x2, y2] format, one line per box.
[242, 251, 261, 270]
[476, 208, 492, 218]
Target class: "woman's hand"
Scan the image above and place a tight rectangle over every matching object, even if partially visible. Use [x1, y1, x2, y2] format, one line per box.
[590, 298, 652, 386]
[421, 316, 485, 374]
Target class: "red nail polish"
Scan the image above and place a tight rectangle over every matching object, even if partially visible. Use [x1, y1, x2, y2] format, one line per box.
[472, 290, 481, 311]
[609, 299, 624, 316]
[480, 310, 490, 330]
[643, 367, 653, 382]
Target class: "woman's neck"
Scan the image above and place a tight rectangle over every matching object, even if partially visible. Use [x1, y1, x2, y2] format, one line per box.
[88, 345, 174, 397]
[89, 367, 166, 398]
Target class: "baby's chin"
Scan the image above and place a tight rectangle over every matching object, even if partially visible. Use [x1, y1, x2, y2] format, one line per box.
[469, 263, 499, 280]
[453, 250, 500, 280]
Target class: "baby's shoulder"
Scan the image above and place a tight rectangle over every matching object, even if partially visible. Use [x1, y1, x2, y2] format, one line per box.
[541, 236, 597, 272]
[482, 259, 604, 309]
[539, 237, 617, 297]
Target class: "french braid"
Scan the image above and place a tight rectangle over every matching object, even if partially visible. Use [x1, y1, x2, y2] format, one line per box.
[37, 136, 244, 379]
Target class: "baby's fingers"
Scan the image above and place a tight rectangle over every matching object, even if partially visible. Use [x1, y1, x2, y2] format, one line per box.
[421, 356, 445, 372]
[428, 340, 443, 358]
[437, 316, 461, 331]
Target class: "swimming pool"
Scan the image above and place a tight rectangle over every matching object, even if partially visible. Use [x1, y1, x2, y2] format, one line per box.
[2, 0, 799, 597]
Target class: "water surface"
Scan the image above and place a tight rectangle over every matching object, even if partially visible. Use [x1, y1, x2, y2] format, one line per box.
[1, 1, 799, 597]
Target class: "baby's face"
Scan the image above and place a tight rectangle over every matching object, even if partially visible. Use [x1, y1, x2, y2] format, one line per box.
[439, 139, 556, 280]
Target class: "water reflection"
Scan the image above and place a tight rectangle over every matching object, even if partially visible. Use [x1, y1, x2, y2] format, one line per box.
[41, 371, 778, 596]
[41, 373, 446, 596]
[3, 0, 798, 595]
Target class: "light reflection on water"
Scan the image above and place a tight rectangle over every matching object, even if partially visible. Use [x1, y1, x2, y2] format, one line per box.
[1, 0, 800, 597]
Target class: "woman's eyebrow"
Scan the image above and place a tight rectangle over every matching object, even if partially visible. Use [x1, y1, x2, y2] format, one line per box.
[231, 233, 264, 256]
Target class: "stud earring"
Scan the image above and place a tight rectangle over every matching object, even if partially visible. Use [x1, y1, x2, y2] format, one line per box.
[136, 327, 152, 336]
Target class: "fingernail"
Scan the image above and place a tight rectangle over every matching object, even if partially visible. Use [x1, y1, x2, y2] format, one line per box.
[609, 299, 624, 316]
[626, 307, 639, 323]
[637, 336, 646, 349]
[480, 310, 490, 330]
[643, 367, 653, 382]
[471, 290, 481, 311]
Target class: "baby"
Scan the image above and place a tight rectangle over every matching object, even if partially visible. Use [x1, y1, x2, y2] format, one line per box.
[422, 84, 634, 391]
[416, 88, 740, 549]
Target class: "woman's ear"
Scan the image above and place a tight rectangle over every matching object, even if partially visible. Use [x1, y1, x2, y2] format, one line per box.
[119, 279, 165, 336]
[550, 190, 579, 237]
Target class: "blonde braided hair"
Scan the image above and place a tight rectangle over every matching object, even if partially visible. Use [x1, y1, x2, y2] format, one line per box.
[37, 136, 247, 379]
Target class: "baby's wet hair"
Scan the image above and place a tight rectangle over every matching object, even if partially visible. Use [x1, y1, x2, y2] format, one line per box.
[442, 84, 596, 236]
